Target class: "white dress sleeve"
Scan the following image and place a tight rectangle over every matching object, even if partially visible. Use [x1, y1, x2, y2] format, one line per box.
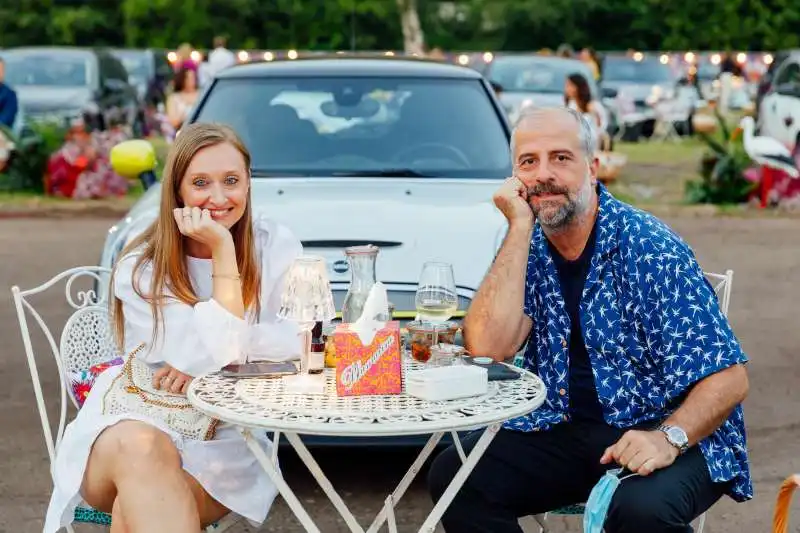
[243, 216, 305, 360]
[114, 253, 249, 376]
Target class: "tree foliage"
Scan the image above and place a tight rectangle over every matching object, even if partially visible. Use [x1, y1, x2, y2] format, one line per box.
[0, 0, 794, 51]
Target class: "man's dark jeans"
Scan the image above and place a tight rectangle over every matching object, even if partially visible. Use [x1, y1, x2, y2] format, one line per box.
[427, 420, 727, 533]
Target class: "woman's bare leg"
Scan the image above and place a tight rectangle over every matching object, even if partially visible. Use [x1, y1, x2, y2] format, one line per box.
[184, 473, 231, 528]
[81, 420, 199, 533]
[110, 498, 129, 533]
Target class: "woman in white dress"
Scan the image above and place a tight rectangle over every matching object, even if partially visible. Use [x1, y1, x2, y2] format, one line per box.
[44, 123, 303, 532]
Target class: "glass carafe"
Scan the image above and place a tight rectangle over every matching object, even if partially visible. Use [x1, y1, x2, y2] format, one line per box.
[341, 245, 379, 323]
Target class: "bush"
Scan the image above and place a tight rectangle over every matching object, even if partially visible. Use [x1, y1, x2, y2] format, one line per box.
[0, 122, 67, 193]
[684, 109, 756, 205]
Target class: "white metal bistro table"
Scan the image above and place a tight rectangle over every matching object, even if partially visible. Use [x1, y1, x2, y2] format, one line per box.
[188, 358, 546, 533]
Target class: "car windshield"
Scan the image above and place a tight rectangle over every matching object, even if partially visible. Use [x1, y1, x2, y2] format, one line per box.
[603, 59, 674, 83]
[193, 76, 511, 178]
[2, 53, 91, 87]
[112, 51, 151, 82]
[487, 57, 590, 94]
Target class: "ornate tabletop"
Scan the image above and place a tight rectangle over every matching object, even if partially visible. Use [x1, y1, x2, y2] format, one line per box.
[188, 357, 547, 437]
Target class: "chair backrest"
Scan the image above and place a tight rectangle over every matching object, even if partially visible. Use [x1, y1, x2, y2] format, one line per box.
[704, 269, 734, 317]
[10, 266, 117, 465]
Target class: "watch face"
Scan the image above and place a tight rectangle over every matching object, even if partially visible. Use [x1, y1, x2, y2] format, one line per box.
[667, 426, 688, 445]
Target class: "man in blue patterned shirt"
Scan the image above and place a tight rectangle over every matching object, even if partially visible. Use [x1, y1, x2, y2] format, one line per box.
[428, 107, 751, 532]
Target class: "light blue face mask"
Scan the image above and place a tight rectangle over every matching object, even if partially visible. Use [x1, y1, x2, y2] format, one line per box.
[583, 468, 638, 533]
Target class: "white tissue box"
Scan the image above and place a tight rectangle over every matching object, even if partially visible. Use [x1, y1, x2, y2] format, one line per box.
[406, 365, 488, 401]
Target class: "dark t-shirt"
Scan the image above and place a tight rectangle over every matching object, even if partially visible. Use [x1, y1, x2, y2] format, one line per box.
[547, 222, 605, 422]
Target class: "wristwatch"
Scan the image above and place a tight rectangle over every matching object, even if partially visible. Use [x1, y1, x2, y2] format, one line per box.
[658, 424, 689, 454]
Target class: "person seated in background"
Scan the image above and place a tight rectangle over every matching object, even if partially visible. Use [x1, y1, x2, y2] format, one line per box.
[166, 67, 200, 136]
[564, 73, 608, 146]
[47, 117, 128, 199]
[427, 106, 751, 533]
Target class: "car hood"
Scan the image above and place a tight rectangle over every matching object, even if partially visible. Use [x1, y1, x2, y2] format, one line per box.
[105, 178, 509, 293]
[18, 86, 93, 112]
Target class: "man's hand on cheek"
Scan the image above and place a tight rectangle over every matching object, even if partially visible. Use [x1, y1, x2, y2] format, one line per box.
[600, 429, 679, 476]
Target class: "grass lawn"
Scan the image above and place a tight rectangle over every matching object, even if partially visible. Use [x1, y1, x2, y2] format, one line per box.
[607, 138, 707, 206]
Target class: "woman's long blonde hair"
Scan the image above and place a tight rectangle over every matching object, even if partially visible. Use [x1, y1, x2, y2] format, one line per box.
[111, 123, 261, 350]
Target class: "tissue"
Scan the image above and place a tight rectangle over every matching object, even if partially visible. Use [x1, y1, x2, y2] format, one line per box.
[334, 283, 402, 396]
[350, 282, 390, 345]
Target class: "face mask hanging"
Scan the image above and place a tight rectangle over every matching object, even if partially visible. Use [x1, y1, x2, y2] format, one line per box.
[583, 468, 639, 533]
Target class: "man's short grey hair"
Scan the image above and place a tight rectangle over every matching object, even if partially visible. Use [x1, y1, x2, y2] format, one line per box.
[509, 106, 596, 162]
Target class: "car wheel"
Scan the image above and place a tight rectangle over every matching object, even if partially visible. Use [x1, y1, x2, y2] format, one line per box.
[641, 119, 656, 139]
[684, 113, 695, 136]
[621, 122, 643, 142]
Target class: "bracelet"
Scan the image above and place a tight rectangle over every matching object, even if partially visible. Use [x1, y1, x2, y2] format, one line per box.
[212, 273, 241, 280]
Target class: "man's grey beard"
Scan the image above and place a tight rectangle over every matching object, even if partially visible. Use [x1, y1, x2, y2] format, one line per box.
[530, 174, 594, 230]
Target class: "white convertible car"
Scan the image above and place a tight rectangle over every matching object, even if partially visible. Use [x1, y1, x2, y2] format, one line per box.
[101, 57, 513, 326]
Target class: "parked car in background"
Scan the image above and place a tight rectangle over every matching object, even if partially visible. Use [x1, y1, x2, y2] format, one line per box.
[0, 47, 141, 132]
[481, 54, 606, 130]
[755, 50, 799, 123]
[110, 48, 174, 107]
[758, 50, 800, 154]
[600, 54, 696, 140]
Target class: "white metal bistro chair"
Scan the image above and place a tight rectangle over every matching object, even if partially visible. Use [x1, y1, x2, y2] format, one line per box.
[528, 269, 734, 533]
[11, 266, 241, 532]
[649, 99, 685, 143]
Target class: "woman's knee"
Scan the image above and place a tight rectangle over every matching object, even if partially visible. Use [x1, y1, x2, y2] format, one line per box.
[96, 420, 181, 470]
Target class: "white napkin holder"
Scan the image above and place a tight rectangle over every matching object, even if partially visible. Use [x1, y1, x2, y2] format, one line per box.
[406, 365, 488, 402]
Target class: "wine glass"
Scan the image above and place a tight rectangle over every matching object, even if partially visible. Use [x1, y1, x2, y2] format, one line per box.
[415, 261, 458, 323]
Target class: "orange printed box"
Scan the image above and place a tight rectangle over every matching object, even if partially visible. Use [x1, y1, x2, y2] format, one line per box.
[334, 321, 402, 396]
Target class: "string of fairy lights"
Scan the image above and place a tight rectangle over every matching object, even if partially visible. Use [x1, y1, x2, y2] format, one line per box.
[167, 48, 776, 77]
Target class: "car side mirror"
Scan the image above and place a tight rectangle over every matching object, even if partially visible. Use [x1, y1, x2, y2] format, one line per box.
[601, 87, 618, 99]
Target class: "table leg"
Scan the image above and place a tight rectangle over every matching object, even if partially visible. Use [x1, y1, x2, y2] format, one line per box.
[367, 432, 444, 533]
[417, 423, 501, 533]
[238, 428, 322, 533]
[366, 432, 445, 533]
[283, 432, 366, 533]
